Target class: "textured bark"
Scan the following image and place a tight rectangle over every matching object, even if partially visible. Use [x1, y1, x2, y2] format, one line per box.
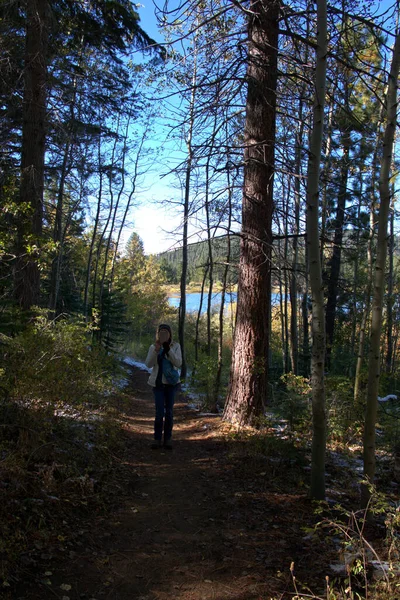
[15, 0, 49, 309]
[223, 0, 279, 427]
[306, 0, 327, 500]
[362, 31, 400, 507]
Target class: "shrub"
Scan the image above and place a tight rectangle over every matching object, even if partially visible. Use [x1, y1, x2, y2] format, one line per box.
[0, 311, 114, 407]
[325, 375, 361, 443]
[272, 372, 311, 432]
[0, 313, 121, 584]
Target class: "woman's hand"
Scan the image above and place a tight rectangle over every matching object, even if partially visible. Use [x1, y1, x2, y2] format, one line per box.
[154, 339, 161, 352]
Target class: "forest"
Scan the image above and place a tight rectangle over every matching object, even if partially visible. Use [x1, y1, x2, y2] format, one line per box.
[1, 0, 400, 598]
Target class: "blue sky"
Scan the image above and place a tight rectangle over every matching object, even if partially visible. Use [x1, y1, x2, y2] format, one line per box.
[125, 0, 398, 256]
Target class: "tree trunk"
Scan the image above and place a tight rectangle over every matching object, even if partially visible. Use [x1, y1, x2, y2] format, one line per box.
[289, 102, 306, 375]
[205, 158, 214, 358]
[319, 103, 334, 265]
[279, 258, 286, 372]
[48, 139, 71, 314]
[178, 43, 198, 381]
[100, 113, 130, 308]
[223, 0, 279, 427]
[83, 133, 103, 319]
[354, 147, 380, 404]
[362, 31, 400, 507]
[109, 120, 150, 289]
[349, 177, 363, 375]
[353, 82, 387, 401]
[385, 198, 395, 374]
[306, 0, 327, 500]
[325, 125, 350, 370]
[179, 149, 191, 380]
[14, 0, 49, 310]
[301, 242, 310, 376]
[194, 264, 209, 364]
[214, 163, 233, 405]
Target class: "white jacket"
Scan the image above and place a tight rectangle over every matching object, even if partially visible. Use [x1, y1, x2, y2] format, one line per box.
[145, 341, 182, 387]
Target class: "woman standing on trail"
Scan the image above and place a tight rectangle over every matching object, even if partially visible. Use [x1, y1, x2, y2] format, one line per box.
[145, 324, 182, 450]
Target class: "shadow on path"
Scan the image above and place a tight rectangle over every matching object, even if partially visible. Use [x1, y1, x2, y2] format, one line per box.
[17, 365, 325, 600]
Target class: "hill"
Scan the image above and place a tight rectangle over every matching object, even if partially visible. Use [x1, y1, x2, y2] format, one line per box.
[156, 234, 240, 284]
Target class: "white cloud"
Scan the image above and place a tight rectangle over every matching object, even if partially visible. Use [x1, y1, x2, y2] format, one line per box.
[128, 204, 183, 255]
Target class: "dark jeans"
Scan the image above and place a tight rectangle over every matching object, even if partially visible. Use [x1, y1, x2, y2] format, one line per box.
[153, 384, 178, 441]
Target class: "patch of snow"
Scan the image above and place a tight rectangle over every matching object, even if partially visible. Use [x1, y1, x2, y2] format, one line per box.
[328, 450, 363, 472]
[123, 357, 151, 373]
[113, 377, 130, 389]
[53, 404, 104, 425]
[330, 563, 346, 575]
[378, 394, 398, 402]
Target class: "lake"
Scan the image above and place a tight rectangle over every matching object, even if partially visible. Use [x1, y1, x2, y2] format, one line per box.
[168, 290, 281, 313]
[168, 291, 237, 314]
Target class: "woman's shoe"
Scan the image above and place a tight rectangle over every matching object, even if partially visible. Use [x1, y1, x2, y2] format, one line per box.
[151, 440, 163, 449]
[163, 440, 173, 450]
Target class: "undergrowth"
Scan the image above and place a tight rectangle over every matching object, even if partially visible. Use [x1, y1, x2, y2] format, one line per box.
[0, 314, 125, 587]
[280, 489, 400, 600]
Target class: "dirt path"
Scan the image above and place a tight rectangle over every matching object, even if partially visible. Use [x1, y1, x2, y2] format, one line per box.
[17, 364, 332, 600]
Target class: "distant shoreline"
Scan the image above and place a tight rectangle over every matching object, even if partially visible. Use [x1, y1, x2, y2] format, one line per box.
[163, 282, 237, 298]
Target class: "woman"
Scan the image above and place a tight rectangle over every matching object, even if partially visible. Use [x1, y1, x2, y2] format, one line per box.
[145, 324, 182, 449]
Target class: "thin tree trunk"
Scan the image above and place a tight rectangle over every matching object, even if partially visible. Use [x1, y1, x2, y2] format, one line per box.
[301, 241, 310, 376]
[223, 0, 279, 426]
[214, 165, 233, 405]
[15, 0, 49, 310]
[289, 106, 306, 375]
[279, 185, 290, 373]
[205, 158, 214, 357]
[279, 257, 286, 372]
[349, 176, 363, 374]
[178, 44, 198, 381]
[283, 221, 290, 374]
[99, 113, 131, 307]
[48, 56, 82, 313]
[325, 123, 350, 370]
[48, 139, 71, 314]
[83, 132, 103, 319]
[194, 264, 209, 364]
[109, 119, 150, 289]
[362, 30, 400, 507]
[354, 122, 383, 403]
[319, 103, 334, 265]
[386, 197, 395, 374]
[92, 125, 119, 318]
[306, 0, 327, 500]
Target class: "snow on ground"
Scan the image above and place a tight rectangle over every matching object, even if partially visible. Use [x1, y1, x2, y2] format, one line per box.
[123, 356, 151, 373]
[378, 394, 398, 402]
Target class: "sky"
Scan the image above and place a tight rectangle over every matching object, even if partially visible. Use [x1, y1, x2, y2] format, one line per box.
[121, 3, 175, 255]
[123, 0, 398, 256]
